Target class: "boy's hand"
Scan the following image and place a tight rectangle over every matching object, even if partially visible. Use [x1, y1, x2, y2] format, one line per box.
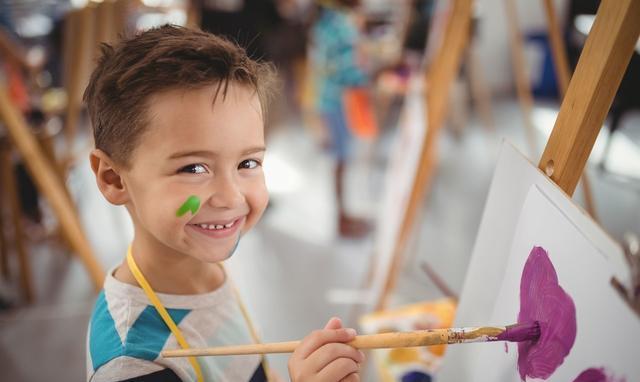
[288, 317, 365, 382]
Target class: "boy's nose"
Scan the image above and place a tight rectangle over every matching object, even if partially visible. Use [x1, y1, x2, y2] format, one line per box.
[207, 176, 244, 209]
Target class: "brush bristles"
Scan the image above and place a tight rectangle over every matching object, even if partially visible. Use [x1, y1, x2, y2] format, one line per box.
[498, 321, 540, 342]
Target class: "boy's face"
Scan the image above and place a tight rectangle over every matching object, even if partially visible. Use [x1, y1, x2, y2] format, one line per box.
[116, 83, 268, 263]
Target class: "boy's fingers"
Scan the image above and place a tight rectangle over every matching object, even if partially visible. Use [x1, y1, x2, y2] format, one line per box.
[324, 317, 343, 330]
[340, 373, 360, 382]
[317, 357, 360, 382]
[295, 328, 357, 359]
[305, 343, 365, 372]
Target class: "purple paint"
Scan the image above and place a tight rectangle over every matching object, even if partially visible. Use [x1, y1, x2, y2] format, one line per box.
[516, 246, 577, 381]
[504, 343, 509, 353]
[572, 367, 626, 382]
[573, 368, 607, 382]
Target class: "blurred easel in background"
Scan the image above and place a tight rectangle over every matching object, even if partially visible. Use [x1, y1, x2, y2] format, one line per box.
[372, 0, 475, 312]
[0, 86, 104, 299]
[63, 0, 130, 164]
[446, 6, 495, 137]
[0, 0, 133, 303]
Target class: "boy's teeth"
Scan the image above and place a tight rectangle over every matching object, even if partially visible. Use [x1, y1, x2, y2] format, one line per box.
[197, 221, 236, 230]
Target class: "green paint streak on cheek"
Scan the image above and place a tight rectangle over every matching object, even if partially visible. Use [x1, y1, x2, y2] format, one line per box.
[176, 195, 201, 217]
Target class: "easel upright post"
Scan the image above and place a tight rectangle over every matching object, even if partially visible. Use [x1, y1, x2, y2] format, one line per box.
[541, 0, 599, 221]
[63, 6, 95, 157]
[539, 0, 640, 195]
[0, 141, 33, 301]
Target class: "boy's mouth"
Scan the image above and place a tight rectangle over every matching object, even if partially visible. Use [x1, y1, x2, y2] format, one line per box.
[192, 220, 237, 230]
[187, 216, 244, 238]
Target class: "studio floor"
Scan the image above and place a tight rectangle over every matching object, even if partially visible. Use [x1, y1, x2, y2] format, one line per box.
[1, 98, 639, 381]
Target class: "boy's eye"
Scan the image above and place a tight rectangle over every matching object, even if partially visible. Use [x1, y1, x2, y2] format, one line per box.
[239, 159, 260, 170]
[179, 164, 208, 174]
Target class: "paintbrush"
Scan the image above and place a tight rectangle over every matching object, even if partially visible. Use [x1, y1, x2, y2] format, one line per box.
[161, 321, 540, 358]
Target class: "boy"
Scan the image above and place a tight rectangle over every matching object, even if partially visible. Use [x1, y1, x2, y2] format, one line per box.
[85, 25, 364, 382]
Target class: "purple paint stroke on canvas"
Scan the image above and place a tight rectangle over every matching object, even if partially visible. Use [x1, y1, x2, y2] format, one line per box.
[573, 368, 607, 382]
[572, 367, 626, 382]
[516, 246, 577, 381]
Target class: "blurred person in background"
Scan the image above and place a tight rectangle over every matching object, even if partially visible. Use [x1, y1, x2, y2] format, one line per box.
[310, 0, 371, 238]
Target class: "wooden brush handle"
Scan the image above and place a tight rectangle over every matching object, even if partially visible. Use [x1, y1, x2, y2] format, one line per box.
[162, 327, 504, 358]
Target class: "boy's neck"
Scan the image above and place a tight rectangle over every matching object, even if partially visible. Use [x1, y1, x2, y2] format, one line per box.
[114, 234, 226, 295]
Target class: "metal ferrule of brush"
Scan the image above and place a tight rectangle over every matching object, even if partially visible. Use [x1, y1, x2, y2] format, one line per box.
[446, 326, 506, 344]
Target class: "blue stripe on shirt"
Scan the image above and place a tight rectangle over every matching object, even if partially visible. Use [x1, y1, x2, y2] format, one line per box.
[89, 291, 191, 371]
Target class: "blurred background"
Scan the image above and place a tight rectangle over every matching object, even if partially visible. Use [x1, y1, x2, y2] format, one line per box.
[0, 0, 638, 380]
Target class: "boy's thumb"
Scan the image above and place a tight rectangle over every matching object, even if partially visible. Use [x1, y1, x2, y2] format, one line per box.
[324, 317, 343, 330]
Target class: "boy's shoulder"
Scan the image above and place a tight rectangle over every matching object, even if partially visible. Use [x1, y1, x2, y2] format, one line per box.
[87, 269, 229, 367]
[86, 269, 261, 381]
[86, 281, 193, 381]
[87, 287, 192, 369]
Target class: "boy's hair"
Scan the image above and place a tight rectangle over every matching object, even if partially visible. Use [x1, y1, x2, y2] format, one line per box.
[84, 25, 277, 167]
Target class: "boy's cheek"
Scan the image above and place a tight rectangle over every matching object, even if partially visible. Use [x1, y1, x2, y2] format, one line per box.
[253, 182, 270, 213]
[164, 183, 205, 211]
[249, 190, 270, 227]
[136, 189, 190, 228]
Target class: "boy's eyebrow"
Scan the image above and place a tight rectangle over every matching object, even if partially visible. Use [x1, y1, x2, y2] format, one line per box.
[242, 146, 266, 155]
[168, 150, 215, 159]
[168, 147, 266, 159]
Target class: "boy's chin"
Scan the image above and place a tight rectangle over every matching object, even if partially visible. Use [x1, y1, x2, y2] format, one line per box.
[190, 242, 239, 263]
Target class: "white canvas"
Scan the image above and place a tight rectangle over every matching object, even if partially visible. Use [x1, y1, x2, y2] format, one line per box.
[473, 185, 639, 381]
[439, 142, 631, 381]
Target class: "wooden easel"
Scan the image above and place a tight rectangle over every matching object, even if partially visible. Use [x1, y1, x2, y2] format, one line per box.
[446, 31, 496, 136]
[0, 1, 130, 296]
[372, 0, 639, 312]
[539, 0, 639, 196]
[0, 87, 104, 291]
[0, 173, 7, 279]
[539, 0, 597, 221]
[437, 2, 639, 377]
[374, 0, 474, 311]
[63, 0, 126, 158]
[0, 136, 33, 301]
[504, 0, 599, 220]
[63, 5, 95, 154]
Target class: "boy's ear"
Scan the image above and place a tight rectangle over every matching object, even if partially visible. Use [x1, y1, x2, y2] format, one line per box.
[90, 149, 129, 205]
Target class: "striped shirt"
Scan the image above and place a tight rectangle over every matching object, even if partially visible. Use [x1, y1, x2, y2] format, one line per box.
[86, 268, 265, 382]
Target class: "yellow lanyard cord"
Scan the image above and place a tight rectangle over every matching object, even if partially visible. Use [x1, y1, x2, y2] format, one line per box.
[220, 263, 272, 382]
[126, 247, 204, 382]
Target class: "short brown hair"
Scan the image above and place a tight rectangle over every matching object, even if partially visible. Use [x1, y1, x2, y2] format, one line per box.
[84, 25, 277, 166]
